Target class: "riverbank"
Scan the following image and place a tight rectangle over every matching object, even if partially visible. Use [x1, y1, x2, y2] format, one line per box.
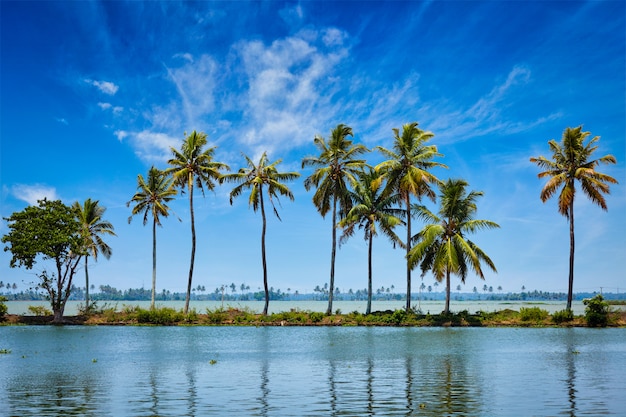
[3, 306, 625, 327]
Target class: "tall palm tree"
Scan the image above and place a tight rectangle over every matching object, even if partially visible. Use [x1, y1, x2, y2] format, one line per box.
[530, 126, 617, 311]
[375, 122, 446, 311]
[166, 130, 229, 314]
[338, 169, 403, 314]
[302, 123, 369, 315]
[408, 179, 499, 314]
[127, 167, 178, 309]
[73, 199, 116, 313]
[221, 152, 300, 315]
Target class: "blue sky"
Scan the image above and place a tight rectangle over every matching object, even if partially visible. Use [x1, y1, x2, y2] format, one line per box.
[1, 1, 624, 297]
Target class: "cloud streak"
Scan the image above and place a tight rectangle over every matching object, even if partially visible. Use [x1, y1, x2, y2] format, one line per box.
[11, 184, 59, 205]
[85, 79, 119, 95]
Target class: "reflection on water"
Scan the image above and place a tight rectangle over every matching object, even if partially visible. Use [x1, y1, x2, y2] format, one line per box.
[1, 327, 625, 416]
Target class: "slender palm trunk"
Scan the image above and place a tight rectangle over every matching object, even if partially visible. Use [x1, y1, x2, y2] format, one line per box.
[366, 228, 373, 315]
[184, 180, 195, 315]
[444, 270, 451, 314]
[567, 199, 575, 311]
[260, 187, 270, 315]
[326, 197, 337, 315]
[151, 217, 157, 310]
[84, 256, 90, 313]
[405, 193, 412, 312]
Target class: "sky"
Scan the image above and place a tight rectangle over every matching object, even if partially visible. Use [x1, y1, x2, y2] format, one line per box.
[1, 0, 625, 298]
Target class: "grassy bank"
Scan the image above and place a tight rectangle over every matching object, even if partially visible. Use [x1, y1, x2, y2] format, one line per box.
[2, 305, 625, 327]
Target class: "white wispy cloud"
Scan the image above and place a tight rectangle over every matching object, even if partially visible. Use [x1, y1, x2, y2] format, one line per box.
[98, 102, 123, 114]
[55, 117, 69, 125]
[128, 130, 180, 163]
[11, 184, 59, 205]
[234, 28, 349, 155]
[85, 79, 119, 95]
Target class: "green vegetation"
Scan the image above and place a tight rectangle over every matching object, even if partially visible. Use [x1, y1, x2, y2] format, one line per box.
[409, 179, 499, 314]
[1, 125, 619, 319]
[338, 168, 403, 315]
[222, 152, 300, 315]
[127, 167, 178, 310]
[27, 305, 52, 316]
[583, 294, 610, 327]
[531, 126, 618, 311]
[551, 309, 574, 324]
[4, 305, 622, 327]
[2, 199, 86, 324]
[519, 307, 549, 322]
[0, 349, 11, 354]
[73, 198, 116, 314]
[303, 123, 368, 315]
[165, 130, 230, 315]
[0, 296, 7, 319]
[375, 122, 446, 312]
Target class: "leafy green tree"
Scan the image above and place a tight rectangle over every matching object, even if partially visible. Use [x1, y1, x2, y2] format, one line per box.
[375, 122, 446, 311]
[128, 166, 178, 309]
[166, 130, 229, 314]
[530, 126, 618, 311]
[338, 169, 403, 314]
[409, 179, 499, 314]
[302, 124, 368, 315]
[222, 152, 300, 315]
[2, 199, 85, 323]
[73, 198, 116, 312]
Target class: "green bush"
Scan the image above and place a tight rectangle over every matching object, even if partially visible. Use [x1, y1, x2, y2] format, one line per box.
[205, 308, 228, 324]
[136, 307, 184, 325]
[552, 309, 574, 324]
[519, 307, 549, 322]
[27, 305, 52, 316]
[309, 312, 325, 323]
[583, 294, 609, 327]
[0, 296, 7, 319]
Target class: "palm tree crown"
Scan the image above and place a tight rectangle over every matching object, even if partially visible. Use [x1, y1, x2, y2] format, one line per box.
[408, 179, 499, 314]
[166, 130, 230, 314]
[338, 168, 403, 314]
[375, 122, 446, 311]
[302, 123, 369, 315]
[530, 125, 617, 311]
[73, 198, 116, 312]
[128, 166, 178, 309]
[222, 151, 300, 315]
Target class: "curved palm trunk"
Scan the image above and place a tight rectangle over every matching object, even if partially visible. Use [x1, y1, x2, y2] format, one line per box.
[567, 200, 575, 311]
[366, 229, 373, 315]
[405, 194, 412, 312]
[326, 197, 337, 316]
[260, 187, 270, 315]
[184, 180, 195, 315]
[151, 217, 157, 310]
[84, 256, 90, 313]
[444, 270, 451, 314]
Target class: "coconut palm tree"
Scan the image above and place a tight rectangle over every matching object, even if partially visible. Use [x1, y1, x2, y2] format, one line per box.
[127, 167, 178, 309]
[408, 179, 499, 314]
[221, 152, 300, 315]
[530, 126, 618, 311]
[166, 131, 229, 314]
[302, 124, 369, 315]
[338, 169, 403, 314]
[73, 198, 116, 313]
[375, 122, 446, 311]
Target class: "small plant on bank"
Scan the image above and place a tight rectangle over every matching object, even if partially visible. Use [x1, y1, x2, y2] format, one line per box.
[552, 309, 574, 324]
[520, 307, 549, 322]
[27, 305, 52, 316]
[583, 294, 609, 327]
[0, 296, 7, 319]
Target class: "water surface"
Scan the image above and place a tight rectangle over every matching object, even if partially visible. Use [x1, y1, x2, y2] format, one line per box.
[1, 326, 624, 416]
